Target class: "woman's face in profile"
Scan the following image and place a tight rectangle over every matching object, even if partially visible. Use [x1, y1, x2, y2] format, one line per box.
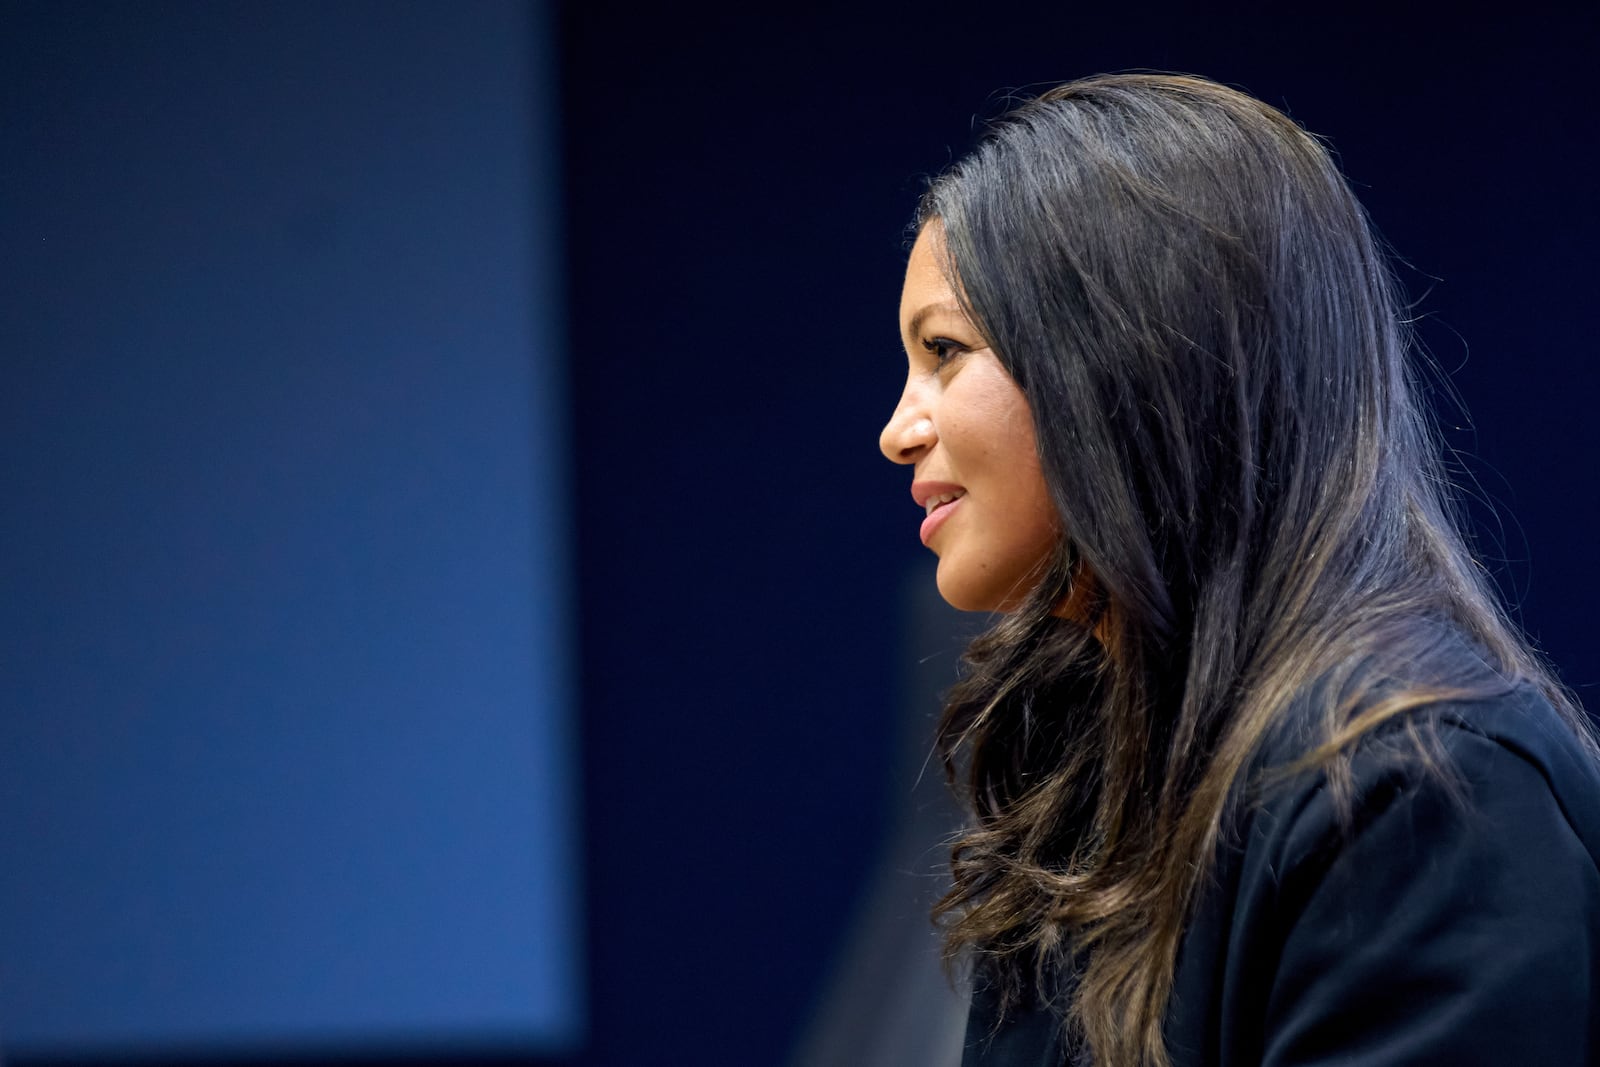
[879, 222, 1059, 613]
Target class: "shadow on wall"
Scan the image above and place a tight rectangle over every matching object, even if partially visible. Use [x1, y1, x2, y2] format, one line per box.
[788, 563, 983, 1067]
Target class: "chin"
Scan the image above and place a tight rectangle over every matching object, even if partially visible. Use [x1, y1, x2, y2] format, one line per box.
[935, 567, 1005, 614]
[936, 556, 1045, 614]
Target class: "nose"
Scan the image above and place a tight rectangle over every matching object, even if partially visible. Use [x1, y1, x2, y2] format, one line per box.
[879, 381, 935, 465]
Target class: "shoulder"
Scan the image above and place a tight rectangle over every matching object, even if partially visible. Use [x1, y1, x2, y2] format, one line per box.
[1220, 685, 1600, 1064]
[1433, 685, 1600, 861]
[1247, 684, 1600, 887]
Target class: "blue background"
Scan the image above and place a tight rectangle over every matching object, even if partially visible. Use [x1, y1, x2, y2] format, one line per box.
[1, 0, 578, 1059]
[3, 2, 1597, 1066]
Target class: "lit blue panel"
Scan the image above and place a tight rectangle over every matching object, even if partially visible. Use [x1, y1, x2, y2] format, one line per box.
[0, 0, 579, 1056]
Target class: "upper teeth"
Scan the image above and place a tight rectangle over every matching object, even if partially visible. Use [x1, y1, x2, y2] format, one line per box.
[924, 491, 965, 516]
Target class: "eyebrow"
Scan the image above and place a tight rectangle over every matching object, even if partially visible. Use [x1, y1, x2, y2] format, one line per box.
[902, 301, 968, 346]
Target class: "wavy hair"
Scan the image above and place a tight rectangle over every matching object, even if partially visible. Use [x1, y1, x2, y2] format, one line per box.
[918, 73, 1594, 1066]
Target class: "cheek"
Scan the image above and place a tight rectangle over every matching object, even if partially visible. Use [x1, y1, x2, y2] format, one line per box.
[961, 420, 1057, 555]
[943, 396, 1034, 469]
[989, 407, 1050, 510]
[997, 425, 1059, 547]
[945, 355, 1056, 532]
[1004, 469, 1059, 551]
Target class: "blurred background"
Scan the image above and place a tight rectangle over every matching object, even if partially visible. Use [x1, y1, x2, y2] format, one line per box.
[2, 2, 1595, 1065]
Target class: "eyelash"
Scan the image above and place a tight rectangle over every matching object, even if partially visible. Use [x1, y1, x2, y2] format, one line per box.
[922, 337, 964, 365]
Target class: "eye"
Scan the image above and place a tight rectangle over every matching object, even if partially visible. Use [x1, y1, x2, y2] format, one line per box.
[921, 336, 965, 366]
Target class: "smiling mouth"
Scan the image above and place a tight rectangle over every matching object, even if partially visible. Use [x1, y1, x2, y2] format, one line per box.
[919, 492, 964, 546]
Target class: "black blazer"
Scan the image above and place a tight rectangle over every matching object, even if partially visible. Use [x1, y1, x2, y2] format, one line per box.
[961, 684, 1600, 1066]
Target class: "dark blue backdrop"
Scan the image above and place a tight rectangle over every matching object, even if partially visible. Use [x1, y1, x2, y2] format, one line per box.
[562, 6, 1599, 1067]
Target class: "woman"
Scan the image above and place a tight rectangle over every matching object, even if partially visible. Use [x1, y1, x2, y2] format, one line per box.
[879, 74, 1600, 1066]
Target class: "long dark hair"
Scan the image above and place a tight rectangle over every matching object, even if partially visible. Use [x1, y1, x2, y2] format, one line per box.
[920, 73, 1595, 1066]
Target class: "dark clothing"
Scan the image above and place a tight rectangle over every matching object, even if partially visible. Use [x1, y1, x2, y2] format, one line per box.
[961, 684, 1600, 1066]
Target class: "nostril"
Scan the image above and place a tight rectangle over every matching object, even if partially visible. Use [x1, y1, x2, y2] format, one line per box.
[881, 409, 936, 464]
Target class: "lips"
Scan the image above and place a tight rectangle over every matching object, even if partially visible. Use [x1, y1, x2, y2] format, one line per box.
[912, 480, 967, 547]
[919, 496, 962, 546]
[911, 480, 966, 509]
